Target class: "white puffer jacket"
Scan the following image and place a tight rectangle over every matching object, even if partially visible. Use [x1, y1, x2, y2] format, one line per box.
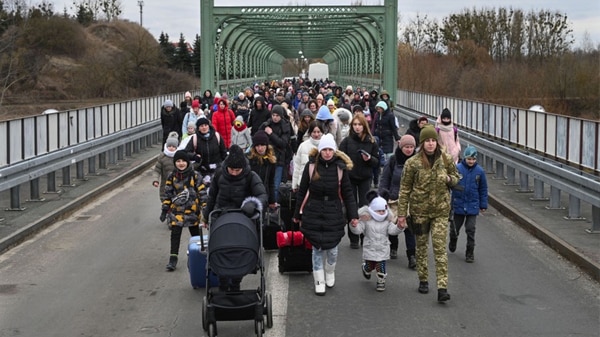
[351, 206, 403, 261]
[291, 137, 320, 190]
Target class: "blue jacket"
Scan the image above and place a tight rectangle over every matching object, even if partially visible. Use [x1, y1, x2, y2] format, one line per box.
[452, 160, 488, 215]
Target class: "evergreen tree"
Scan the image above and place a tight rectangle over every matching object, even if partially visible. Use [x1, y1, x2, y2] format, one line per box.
[191, 34, 201, 78]
[158, 32, 176, 68]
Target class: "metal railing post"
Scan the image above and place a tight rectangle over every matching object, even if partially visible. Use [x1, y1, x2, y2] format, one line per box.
[516, 171, 532, 193]
[504, 166, 517, 185]
[88, 157, 96, 175]
[546, 186, 564, 210]
[564, 195, 584, 220]
[7, 186, 25, 211]
[61, 166, 75, 187]
[530, 178, 548, 201]
[28, 178, 45, 202]
[586, 206, 600, 233]
[494, 161, 505, 180]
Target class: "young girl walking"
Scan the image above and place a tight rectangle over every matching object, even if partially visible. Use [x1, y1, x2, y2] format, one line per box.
[351, 190, 405, 291]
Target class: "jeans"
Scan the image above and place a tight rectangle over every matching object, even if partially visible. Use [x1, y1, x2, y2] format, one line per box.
[312, 246, 338, 271]
[273, 165, 284, 202]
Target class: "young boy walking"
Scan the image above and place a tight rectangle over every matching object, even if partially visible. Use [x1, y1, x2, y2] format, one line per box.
[450, 145, 489, 262]
[351, 190, 405, 291]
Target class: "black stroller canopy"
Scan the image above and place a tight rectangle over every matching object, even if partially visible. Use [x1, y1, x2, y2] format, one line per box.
[208, 212, 260, 278]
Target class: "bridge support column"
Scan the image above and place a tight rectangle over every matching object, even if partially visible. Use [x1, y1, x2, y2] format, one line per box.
[88, 157, 97, 175]
[493, 161, 505, 180]
[28, 178, 45, 202]
[504, 166, 517, 185]
[545, 186, 564, 210]
[516, 172, 532, 193]
[530, 179, 548, 201]
[564, 195, 585, 220]
[586, 206, 600, 233]
[7, 186, 25, 211]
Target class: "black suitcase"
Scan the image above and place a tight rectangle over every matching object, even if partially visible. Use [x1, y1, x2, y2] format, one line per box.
[278, 182, 299, 231]
[278, 236, 313, 273]
[263, 213, 281, 250]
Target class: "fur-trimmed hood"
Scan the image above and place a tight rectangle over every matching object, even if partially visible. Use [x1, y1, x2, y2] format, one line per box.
[247, 145, 277, 164]
[307, 147, 353, 171]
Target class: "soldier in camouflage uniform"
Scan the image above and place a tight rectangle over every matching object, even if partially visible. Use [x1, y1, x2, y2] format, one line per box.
[396, 125, 460, 302]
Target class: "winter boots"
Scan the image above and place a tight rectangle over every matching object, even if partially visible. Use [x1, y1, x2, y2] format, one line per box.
[466, 246, 475, 263]
[313, 270, 326, 295]
[390, 249, 398, 259]
[376, 273, 387, 292]
[418, 281, 429, 294]
[449, 237, 457, 253]
[438, 288, 451, 302]
[407, 249, 416, 269]
[361, 263, 372, 280]
[324, 262, 336, 288]
[166, 254, 178, 271]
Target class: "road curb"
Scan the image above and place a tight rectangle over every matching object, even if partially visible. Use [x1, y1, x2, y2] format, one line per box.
[0, 157, 156, 254]
[489, 193, 600, 282]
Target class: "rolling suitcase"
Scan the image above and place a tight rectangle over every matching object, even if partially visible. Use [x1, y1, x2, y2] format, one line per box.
[262, 213, 281, 250]
[278, 182, 299, 231]
[276, 208, 313, 274]
[187, 235, 219, 289]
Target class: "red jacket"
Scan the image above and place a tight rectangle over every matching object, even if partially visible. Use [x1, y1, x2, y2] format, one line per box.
[211, 98, 235, 148]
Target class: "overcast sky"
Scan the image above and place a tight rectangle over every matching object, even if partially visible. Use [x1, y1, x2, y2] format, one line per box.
[52, 0, 599, 47]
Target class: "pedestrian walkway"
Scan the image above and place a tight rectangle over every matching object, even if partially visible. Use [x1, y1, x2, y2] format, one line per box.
[0, 134, 598, 282]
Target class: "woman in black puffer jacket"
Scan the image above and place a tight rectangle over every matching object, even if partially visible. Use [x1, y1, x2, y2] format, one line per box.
[339, 114, 380, 249]
[293, 134, 358, 296]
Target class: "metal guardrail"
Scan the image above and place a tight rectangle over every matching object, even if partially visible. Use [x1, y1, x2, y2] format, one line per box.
[0, 122, 161, 211]
[397, 106, 600, 232]
[398, 90, 600, 174]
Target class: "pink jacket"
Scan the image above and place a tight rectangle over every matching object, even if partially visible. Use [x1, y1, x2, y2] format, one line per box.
[435, 116, 461, 163]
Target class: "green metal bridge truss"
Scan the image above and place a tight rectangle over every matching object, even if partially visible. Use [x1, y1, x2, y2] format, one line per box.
[200, 0, 398, 101]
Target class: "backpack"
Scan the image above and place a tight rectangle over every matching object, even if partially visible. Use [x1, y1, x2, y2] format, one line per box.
[192, 132, 221, 152]
[435, 126, 458, 142]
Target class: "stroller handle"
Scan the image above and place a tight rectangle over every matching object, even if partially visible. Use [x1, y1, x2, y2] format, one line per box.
[208, 208, 263, 225]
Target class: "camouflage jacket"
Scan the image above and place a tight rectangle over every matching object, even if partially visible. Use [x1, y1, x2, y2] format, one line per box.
[396, 151, 460, 223]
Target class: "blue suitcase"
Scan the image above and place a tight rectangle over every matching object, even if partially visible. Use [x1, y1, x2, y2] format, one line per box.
[187, 235, 219, 289]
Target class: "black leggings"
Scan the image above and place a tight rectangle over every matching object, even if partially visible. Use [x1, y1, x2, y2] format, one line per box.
[170, 225, 200, 255]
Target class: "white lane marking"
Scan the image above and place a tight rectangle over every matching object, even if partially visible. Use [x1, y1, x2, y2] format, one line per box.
[266, 250, 287, 336]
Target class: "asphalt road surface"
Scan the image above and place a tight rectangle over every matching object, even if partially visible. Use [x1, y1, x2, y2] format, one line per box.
[0, 169, 598, 337]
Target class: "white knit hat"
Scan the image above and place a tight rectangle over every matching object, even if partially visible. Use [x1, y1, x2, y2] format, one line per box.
[369, 196, 388, 212]
[317, 133, 337, 152]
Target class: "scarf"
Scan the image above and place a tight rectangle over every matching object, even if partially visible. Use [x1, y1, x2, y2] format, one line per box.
[368, 207, 388, 222]
[163, 145, 176, 157]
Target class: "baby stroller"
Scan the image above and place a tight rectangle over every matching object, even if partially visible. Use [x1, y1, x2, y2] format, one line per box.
[202, 209, 273, 337]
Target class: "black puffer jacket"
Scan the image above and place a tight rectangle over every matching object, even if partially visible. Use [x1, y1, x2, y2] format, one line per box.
[294, 149, 358, 250]
[259, 117, 291, 166]
[202, 164, 268, 220]
[379, 147, 414, 200]
[184, 126, 227, 176]
[339, 131, 379, 181]
[248, 96, 270, 136]
[373, 109, 399, 153]
[247, 146, 277, 204]
[405, 118, 421, 142]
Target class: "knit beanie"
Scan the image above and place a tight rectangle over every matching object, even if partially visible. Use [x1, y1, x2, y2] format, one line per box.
[196, 116, 210, 127]
[441, 108, 452, 119]
[187, 121, 196, 129]
[234, 115, 244, 127]
[464, 145, 478, 158]
[185, 91, 192, 98]
[326, 99, 335, 107]
[369, 196, 388, 212]
[252, 130, 269, 146]
[165, 135, 179, 148]
[271, 105, 284, 116]
[419, 125, 438, 144]
[192, 100, 200, 108]
[316, 106, 333, 121]
[173, 150, 190, 166]
[399, 134, 416, 148]
[375, 101, 388, 111]
[163, 99, 173, 108]
[224, 145, 247, 169]
[317, 133, 337, 152]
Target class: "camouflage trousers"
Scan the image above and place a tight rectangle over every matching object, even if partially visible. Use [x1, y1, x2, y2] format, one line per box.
[415, 217, 449, 289]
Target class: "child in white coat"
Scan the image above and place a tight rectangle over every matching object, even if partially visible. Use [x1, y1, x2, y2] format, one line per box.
[351, 190, 405, 291]
[231, 116, 252, 151]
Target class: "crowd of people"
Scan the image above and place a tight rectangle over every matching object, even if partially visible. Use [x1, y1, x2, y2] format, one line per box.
[153, 77, 488, 302]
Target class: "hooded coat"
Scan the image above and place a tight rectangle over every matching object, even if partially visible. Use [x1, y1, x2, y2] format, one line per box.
[259, 115, 291, 166]
[294, 148, 359, 250]
[379, 146, 414, 201]
[211, 98, 236, 148]
[351, 206, 403, 261]
[202, 160, 268, 220]
[161, 157, 202, 228]
[338, 130, 379, 181]
[452, 159, 488, 215]
[405, 118, 422, 142]
[247, 145, 278, 205]
[183, 125, 227, 176]
[248, 96, 270, 136]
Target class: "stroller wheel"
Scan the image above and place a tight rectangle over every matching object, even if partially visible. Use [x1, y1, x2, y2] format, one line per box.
[265, 291, 273, 328]
[254, 320, 263, 337]
[202, 297, 208, 331]
[208, 323, 217, 337]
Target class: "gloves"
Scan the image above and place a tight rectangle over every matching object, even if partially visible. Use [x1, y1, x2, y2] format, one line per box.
[160, 210, 168, 222]
[192, 154, 202, 163]
[241, 201, 258, 219]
